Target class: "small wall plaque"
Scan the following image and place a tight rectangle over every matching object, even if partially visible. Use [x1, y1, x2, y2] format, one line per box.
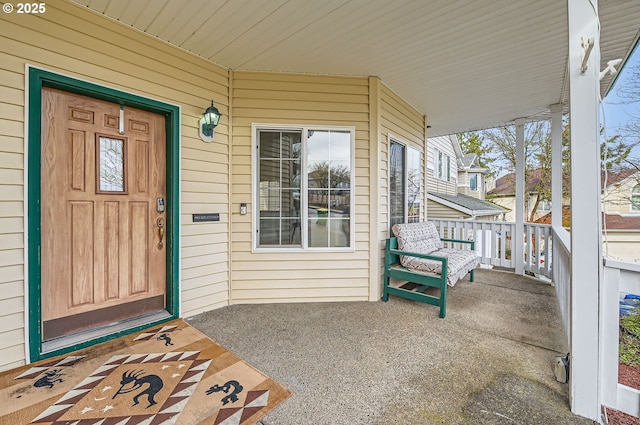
[193, 213, 220, 222]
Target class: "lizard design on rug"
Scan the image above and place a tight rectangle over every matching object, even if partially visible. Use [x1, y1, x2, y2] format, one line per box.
[206, 380, 244, 405]
[33, 369, 64, 389]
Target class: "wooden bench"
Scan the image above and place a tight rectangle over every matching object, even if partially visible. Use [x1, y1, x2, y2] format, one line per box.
[382, 222, 478, 318]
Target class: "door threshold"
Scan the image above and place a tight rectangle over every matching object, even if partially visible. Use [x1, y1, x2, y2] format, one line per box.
[41, 310, 172, 354]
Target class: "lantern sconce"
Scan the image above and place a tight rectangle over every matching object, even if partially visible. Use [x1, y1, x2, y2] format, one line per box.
[199, 101, 221, 143]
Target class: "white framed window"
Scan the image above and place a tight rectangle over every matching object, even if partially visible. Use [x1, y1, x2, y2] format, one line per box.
[469, 173, 478, 191]
[632, 185, 640, 211]
[254, 125, 354, 250]
[536, 199, 552, 211]
[435, 148, 451, 182]
[389, 137, 423, 233]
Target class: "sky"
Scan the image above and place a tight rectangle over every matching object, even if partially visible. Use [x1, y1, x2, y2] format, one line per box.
[602, 43, 640, 155]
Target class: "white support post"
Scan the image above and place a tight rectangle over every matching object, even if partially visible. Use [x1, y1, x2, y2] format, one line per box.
[514, 118, 525, 276]
[568, 0, 602, 420]
[551, 103, 564, 227]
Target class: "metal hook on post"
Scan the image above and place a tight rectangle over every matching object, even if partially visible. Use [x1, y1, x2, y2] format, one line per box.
[580, 36, 595, 74]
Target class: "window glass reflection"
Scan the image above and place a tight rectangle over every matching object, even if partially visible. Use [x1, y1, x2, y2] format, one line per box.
[98, 137, 125, 192]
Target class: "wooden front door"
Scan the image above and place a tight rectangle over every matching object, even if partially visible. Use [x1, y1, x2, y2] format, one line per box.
[41, 87, 167, 341]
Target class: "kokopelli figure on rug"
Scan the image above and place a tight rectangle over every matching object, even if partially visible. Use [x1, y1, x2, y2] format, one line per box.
[112, 369, 164, 408]
[34, 369, 64, 389]
[206, 380, 244, 405]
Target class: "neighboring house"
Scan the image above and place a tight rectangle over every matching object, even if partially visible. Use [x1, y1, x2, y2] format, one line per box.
[491, 167, 640, 224]
[458, 154, 489, 200]
[536, 205, 640, 263]
[427, 136, 507, 220]
[488, 169, 561, 222]
[601, 168, 640, 216]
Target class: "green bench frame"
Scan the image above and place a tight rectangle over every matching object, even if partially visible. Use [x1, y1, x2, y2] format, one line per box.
[382, 236, 475, 318]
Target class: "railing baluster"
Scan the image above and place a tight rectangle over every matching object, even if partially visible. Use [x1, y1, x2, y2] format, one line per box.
[425, 218, 553, 279]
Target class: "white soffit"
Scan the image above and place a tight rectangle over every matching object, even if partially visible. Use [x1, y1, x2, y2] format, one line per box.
[70, 0, 640, 137]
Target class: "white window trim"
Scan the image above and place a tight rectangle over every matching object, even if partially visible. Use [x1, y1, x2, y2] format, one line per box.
[252, 123, 355, 253]
[434, 148, 451, 182]
[631, 184, 640, 212]
[388, 134, 424, 230]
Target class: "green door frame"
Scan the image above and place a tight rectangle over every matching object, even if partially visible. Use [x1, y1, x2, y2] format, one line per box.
[27, 67, 180, 361]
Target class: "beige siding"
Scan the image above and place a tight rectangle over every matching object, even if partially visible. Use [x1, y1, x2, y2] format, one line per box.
[427, 200, 471, 219]
[378, 84, 426, 296]
[0, 1, 229, 370]
[604, 231, 640, 263]
[230, 71, 371, 303]
[603, 177, 639, 215]
[380, 84, 426, 234]
[426, 136, 457, 195]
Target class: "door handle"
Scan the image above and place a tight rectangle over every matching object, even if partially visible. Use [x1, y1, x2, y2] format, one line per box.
[156, 217, 164, 250]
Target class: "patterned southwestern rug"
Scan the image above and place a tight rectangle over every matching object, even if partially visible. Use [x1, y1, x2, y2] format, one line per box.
[0, 319, 291, 425]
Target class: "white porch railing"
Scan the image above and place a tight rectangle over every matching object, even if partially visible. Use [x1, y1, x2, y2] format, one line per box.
[602, 258, 640, 418]
[552, 225, 571, 345]
[429, 218, 553, 279]
[429, 219, 640, 420]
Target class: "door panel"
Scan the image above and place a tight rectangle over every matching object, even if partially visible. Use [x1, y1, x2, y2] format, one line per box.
[41, 87, 167, 340]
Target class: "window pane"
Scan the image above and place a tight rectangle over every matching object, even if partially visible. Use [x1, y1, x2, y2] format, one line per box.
[332, 218, 350, 247]
[308, 160, 329, 188]
[407, 147, 422, 223]
[259, 188, 280, 214]
[470, 174, 478, 191]
[329, 131, 351, 162]
[309, 189, 328, 210]
[259, 159, 280, 184]
[257, 127, 352, 249]
[259, 131, 281, 158]
[329, 190, 350, 216]
[259, 219, 280, 245]
[308, 218, 329, 248]
[330, 160, 351, 187]
[281, 189, 300, 217]
[282, 219, 301, 245]
[389, 141, 405, 232]
[98, 137, 125, 192]
[445, 154, 451, 181]
[257, 130, 302, 248]
[308, 129, 330, 161]
[281, 132, 301, 159]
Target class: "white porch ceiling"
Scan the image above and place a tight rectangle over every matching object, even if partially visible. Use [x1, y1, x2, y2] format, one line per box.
[71, 0, 640, 136]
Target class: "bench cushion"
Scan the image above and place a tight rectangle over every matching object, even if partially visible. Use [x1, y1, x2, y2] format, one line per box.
[401, 248, 478, 286]
[392, 222, 442, 254]
[391, 222, 478, 286]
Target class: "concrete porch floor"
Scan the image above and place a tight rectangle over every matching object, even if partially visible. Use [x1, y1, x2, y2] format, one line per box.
[188, 269, 598, 425]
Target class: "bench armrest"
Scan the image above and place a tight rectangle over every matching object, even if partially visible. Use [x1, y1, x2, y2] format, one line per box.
[440, 238, 475, 250]
[388, 248, 447, 265]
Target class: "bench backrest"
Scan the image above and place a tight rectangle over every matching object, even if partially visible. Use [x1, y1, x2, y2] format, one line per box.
[391, 222, 443, 254]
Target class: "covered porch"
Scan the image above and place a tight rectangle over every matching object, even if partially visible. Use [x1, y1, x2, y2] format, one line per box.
[2, 0, 640, 423]
[189, 268, 594, 424]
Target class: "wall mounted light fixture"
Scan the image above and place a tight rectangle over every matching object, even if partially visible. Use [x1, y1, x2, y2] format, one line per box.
[199, 101, 221, 142]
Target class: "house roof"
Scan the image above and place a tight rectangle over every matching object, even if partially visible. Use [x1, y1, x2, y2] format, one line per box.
[535, 206, 640, 230]
[487, 169, 553, 197]
[489, 168, 640, 197]
[428, 192, 509, 217]
[69, 0, 640, 137]
[603, 168, 639, 187]
[461, 154, 477, 168]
